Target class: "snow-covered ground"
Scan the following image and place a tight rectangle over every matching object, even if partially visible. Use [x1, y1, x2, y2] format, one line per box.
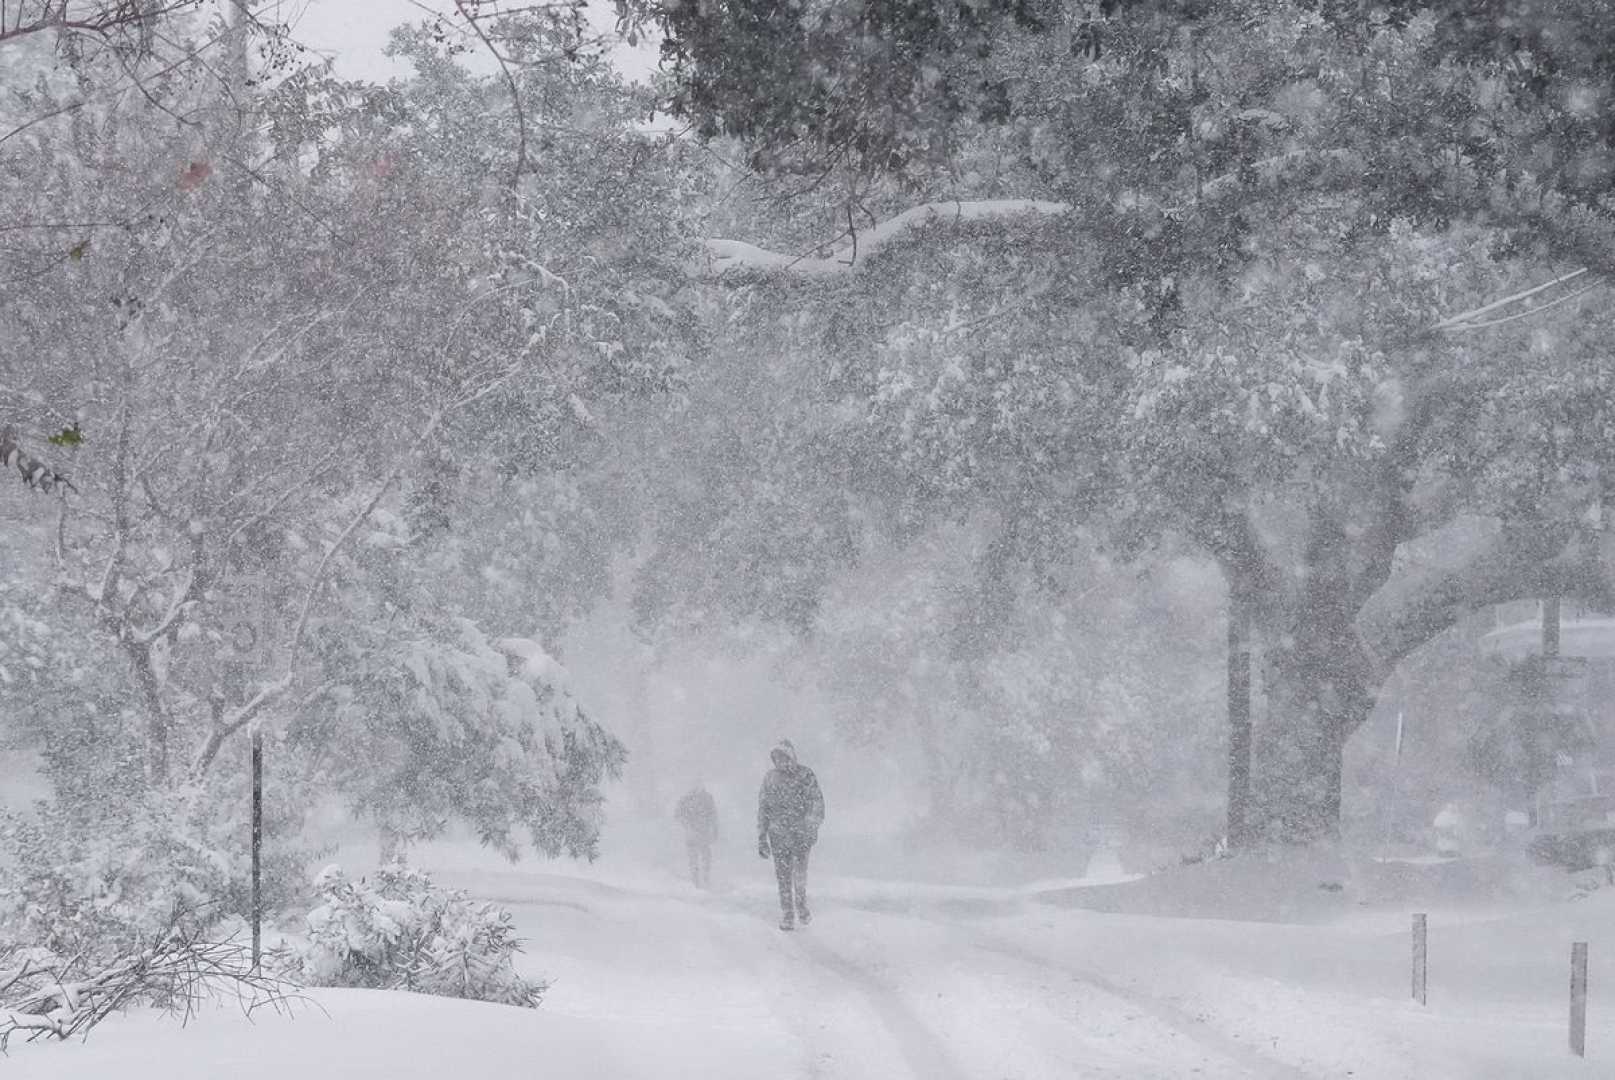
[13, 835, 1613, 1078]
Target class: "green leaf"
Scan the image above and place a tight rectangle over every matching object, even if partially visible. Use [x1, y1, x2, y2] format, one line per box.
[47, 423, 83, 447]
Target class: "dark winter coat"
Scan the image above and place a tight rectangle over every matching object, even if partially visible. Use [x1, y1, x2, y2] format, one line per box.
[757, 749, 824, 853]
[676, 788, 719, 843]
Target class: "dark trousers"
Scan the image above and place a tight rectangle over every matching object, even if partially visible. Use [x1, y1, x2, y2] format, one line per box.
[686, 838, 712, 888]
[771, 844, 810, 919]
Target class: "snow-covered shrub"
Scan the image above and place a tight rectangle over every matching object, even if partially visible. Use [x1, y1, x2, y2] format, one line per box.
[0, 779, 311, 960]
[294, 863, 545, 1008]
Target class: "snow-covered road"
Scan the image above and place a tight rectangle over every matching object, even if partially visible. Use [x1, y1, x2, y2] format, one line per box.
[458, 854, 1613, 1080]
[15, 850, 1614, 1078]
[465, 869, 1320, 1078]
[495, 872, 1303, 1079]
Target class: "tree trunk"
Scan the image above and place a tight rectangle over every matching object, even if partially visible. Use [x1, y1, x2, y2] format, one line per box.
[1251, 638, 1377, 843]
[128, 642, 170, 786]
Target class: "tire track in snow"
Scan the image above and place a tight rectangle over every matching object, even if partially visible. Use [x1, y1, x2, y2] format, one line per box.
[831, 888, 1313, 1077]
[787, 931, 972, 1080]
[689, 889, 969, 1080]
[960, 929, 1314, 1080]
[686, 896, 837, 1080]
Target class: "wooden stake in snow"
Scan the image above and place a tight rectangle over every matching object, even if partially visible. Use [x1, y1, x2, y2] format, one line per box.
[251, 729, 263, 972]
[1571, 941, 1588, 1057]
[1412, 913, 1428, 1005]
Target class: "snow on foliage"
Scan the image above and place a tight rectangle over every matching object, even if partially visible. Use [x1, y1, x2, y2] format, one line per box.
[309, 619, 625, 861]
[294, 863, 545, 1009]
[0, 782, 308, 960]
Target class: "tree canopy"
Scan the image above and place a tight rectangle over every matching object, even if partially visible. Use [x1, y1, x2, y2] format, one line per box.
[649, 0, 1615, 840]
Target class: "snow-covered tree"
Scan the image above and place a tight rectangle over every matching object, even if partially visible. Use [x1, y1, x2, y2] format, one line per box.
[1, 6, 691, 879]
[654, 0, 1615, 843]
[296, 617, 623, 860]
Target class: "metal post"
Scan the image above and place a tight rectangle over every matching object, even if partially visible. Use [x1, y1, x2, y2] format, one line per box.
[1543, 596, 1561, 659]
[1412, 913, 1428, 1005]
[1571, 941, 1588, 1057]
[251, 728, 263, 971]
[1226, 596, 1252, 849]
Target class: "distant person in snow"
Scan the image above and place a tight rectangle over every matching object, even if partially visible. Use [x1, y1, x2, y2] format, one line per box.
[756, 739, 824, 930]
[676, 780, 719, 888]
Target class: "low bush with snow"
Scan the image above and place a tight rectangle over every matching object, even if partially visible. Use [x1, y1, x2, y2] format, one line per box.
[0, 783, 307, 959]
[293, 862, 545, 1008]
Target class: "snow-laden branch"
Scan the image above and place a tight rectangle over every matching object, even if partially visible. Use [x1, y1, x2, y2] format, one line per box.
[1360, 519, 1614, 677]
[1432, 267, 1603, 332]
[191, 673, 293, 777]
[701, 199, 1071, 278]
[130, 565, 201, 648]
[0, 424, 74, 494]
[696, 151, 1374, 280]
[0, 1007, 63, 1041]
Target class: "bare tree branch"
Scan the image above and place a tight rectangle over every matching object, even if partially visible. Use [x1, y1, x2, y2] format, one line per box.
[0, 0, 204, 50]
[455, 0, 529, 189]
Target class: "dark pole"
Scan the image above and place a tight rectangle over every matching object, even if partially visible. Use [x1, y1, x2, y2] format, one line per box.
[1412, 912, 1428, 1005]
[1226, 591, 1252, 849]
[251, 728, 263, 971]
[1571, 941, 1589, 1057]
[1543, 596, 1562, 659]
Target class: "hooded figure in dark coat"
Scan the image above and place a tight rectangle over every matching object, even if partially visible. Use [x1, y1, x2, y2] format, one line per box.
[756, 739, 824, 930]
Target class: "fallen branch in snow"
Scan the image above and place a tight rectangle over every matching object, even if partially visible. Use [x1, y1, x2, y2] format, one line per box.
[0, 918, 303, 1052]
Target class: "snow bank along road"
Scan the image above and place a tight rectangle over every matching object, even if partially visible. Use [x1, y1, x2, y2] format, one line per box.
[17, 861, 1615, 1078]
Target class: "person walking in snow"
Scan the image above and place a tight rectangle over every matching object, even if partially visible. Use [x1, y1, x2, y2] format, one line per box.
[756, 739, 824, 930]
[676, 780, 719, 888]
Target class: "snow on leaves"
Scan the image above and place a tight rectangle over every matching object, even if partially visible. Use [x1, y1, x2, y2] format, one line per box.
[296, 863, 545, 1008]
[318, 619, 624, 862]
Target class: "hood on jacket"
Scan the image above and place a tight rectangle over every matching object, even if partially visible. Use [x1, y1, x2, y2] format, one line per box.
[770, 739, 798, 768]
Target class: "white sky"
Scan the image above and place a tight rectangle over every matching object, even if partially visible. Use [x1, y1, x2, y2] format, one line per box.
[284, 0, 661, 84]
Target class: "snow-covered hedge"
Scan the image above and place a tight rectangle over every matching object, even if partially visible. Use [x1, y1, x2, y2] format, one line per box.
[294, 863, 545, 1008]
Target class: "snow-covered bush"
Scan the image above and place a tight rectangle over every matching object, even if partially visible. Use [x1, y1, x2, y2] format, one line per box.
[294, 863, 545, 1008]
[0, 779, 310, 960]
